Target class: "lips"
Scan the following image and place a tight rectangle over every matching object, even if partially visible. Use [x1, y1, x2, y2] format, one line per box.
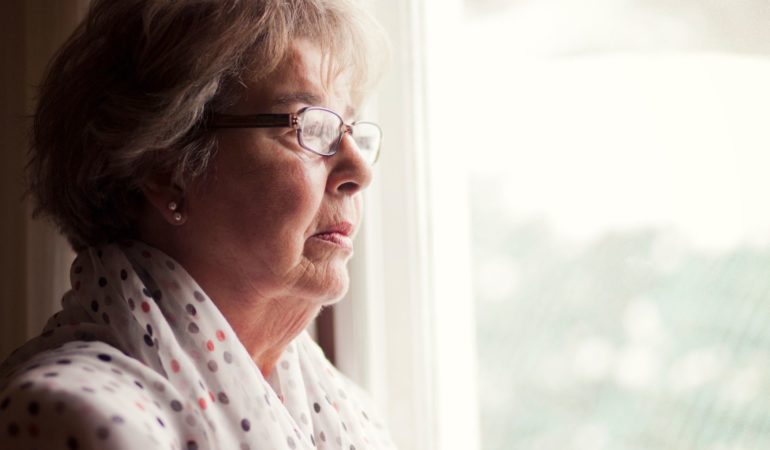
[311, 222, 354, 250]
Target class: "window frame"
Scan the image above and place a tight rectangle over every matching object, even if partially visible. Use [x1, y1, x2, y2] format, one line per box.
[330, 0, 482, 449]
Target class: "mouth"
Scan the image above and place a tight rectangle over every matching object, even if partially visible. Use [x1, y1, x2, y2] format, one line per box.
[311, 222, 355, 250]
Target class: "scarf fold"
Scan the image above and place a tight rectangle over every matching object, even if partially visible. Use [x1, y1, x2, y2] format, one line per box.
[0, 241, 394, 449]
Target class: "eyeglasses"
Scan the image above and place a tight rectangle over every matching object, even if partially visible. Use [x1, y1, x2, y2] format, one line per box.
[206, 106, 382, 165]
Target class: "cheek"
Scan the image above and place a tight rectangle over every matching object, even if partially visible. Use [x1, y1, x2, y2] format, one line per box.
[236, 162, 326, 257]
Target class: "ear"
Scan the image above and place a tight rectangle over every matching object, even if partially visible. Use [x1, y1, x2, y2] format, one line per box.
[142, 174, 187, 226]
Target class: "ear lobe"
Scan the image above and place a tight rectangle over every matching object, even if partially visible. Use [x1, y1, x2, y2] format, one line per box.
[142, 176, 187, 225]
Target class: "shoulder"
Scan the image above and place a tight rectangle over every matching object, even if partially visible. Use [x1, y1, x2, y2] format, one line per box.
[0, 341, 186, 450]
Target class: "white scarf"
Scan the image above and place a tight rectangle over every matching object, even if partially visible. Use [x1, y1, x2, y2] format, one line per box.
[0, 241, 395, 449]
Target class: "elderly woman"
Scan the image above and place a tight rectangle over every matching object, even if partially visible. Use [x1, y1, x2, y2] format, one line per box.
[0, 0, 394, 448]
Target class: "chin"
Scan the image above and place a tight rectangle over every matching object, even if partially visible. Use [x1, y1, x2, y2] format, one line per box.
[316, 269, 350, 305]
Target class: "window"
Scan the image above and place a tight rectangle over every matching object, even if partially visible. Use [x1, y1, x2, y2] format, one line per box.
[337, 0, 770, 449]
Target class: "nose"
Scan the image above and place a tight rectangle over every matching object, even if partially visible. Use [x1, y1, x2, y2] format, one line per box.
[327, 132, 373, 195]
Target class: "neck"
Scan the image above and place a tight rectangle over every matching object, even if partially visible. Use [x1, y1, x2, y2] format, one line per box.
[137, 221, 322, 377]
[213, 290, 322, 376]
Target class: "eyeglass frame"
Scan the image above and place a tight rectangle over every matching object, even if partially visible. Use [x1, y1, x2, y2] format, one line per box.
[205, 106, 382, 164]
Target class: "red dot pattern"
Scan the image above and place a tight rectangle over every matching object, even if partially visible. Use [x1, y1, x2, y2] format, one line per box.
[0, 242, 396, 449]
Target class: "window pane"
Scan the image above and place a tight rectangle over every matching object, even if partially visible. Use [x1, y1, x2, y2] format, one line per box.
[452, 3, 770, 450]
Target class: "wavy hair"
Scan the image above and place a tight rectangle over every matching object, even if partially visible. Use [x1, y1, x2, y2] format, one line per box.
[28, 0, 387, 251]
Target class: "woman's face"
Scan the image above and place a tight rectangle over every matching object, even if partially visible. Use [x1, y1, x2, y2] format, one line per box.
[178, 39, 372, 305]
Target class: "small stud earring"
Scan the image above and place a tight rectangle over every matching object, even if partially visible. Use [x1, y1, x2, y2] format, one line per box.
[167, 200, 183, 224]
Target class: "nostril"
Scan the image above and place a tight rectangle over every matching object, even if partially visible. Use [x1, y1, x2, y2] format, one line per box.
[337, 181, 360, 193]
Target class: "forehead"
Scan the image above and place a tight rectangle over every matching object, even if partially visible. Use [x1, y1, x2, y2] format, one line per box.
[235, 40, 355, 116]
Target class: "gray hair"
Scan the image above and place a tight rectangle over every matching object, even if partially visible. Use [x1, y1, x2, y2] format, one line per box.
[28, 0, 388, 251]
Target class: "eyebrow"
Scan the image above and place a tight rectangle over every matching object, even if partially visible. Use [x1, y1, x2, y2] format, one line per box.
[272, 92, 323, 109]
[271, 91, 357, 119]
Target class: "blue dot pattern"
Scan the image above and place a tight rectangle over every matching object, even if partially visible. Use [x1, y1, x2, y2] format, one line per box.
[0, 241, 396, 449]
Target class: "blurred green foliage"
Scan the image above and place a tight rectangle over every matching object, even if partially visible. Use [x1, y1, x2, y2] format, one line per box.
[471, 176, 770, 450]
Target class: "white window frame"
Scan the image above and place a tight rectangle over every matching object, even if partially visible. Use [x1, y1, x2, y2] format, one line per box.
[333, 0, 481, 449]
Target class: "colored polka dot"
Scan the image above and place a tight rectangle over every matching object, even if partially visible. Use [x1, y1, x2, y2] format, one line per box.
[206, 340, 214, 352]
[98, 277, 107, 287]
[170, 400, 183, 412]
[217, 392, 229, 404]
[188, 322, 199, 334]
[91, 300, 99, 312]
[143, 335, 154, 347]
[97, 354, 112, 362]
[120, 269, 128, 280]
[241, 418, 250, 431]
[141, 301, 150, 313]
[313, 402, 321, 413]
[128, 298, 135, 310]
[193, 291, 205, 302]
[185, 304, 197, 316]
[216, 330, 226, 341]
[187, 440, 198, 450]
[96, 426, 110, 439]
[27, 401, 39, 415]
[223, 351, 233, 364]
[287, 436, 296, 449]
[171, 359, 180, 373]
[207, 360, 218, 372]
[198, 398, 207, 409]
[7, 422, 20, 436]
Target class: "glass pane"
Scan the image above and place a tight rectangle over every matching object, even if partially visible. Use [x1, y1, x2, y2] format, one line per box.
[450, 2, 770, 450]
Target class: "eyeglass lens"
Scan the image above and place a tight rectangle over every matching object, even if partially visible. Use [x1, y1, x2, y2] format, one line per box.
[297, 108, 381, 164]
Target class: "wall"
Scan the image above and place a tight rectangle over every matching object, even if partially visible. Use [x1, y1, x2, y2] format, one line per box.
[0, 0, 88, 360]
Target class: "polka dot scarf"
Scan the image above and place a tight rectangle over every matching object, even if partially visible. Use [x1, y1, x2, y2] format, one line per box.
[0, 241, 395, 449]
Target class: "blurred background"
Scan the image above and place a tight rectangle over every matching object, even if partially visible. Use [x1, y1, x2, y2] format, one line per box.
[450, 0, 770, 449]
